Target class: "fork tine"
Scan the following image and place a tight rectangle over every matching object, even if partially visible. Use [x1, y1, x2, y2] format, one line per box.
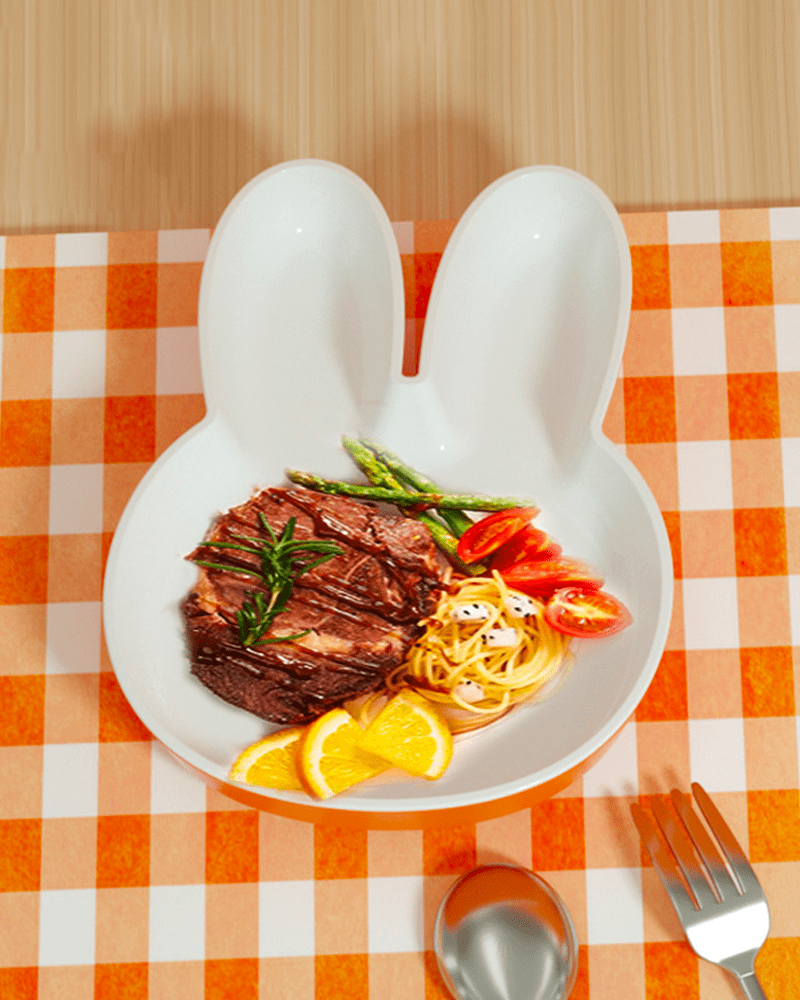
[691, 783, 764, 897]
[649, 797, 719, 910]
[630, 802, 699, 924]
[670, 789, 739, 901]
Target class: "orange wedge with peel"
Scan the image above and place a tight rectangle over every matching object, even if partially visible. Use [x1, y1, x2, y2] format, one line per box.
[344, 691, 388, 728]
[357, 689, 453, 780]
[229, 727, 305, 790]
[298, 708, 392, 800]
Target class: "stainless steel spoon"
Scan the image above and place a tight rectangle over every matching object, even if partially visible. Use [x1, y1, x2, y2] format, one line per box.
[434, 864, 579, 1000]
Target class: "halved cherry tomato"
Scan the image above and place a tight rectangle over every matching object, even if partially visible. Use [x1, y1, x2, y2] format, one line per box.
[499, 558, 603, 598]
[490, 525, 562, 571]
[544, 587, 631, 638]
[456, 507, 539, 564]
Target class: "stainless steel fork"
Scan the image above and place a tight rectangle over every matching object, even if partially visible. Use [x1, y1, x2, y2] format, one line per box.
[632, 782, 770, 999]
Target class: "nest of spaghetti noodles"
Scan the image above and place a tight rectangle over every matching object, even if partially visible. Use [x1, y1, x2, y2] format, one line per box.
[377, 571, 573, 733]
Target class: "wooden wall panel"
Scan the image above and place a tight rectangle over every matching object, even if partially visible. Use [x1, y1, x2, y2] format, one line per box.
[2, 0, 799, 232]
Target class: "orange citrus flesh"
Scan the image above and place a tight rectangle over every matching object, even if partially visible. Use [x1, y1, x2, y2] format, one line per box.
[344, 691, 388, 728]
[298, 708, 392, 800]
[229, 727, 305, 790]
[357, 689, 453, 780]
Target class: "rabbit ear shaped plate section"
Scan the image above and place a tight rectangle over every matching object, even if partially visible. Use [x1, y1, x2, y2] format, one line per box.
[103, 160, 673, 826]
[200, 160, 405, 465]
[373, 165, 632, 488]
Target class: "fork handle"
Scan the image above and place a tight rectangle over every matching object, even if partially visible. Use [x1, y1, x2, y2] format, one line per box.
[735, 971, 768, 999]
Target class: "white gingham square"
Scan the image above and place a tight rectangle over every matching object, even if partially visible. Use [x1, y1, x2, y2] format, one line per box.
[781, 439, 800, 507]
[667, 210, 721, 245]
[39, 888, 96, 966]
[769, 206, 800, 241]
[586, 868, 643, 944]
[55, 233, 109, 268]
[52, 329, 106, 399]
[677, 440, 733, 510]
[258, 881, 315, 957]
[42, 743, 99, 818]
[368, 875, 425, 953]
[155, 327, 204, 395]
[150, 742, 208, 814]
[582, 721, 639, 798]
[149, 884, 206, 961]
[45, 602, 103, 674]
[788, 575, 800, 646]
[671, 308, 727, 376]
[688, 718, 747, 792]
[682, 577, 740, 651]
[157, 229, 211, 263]
[48, 464, 103, 535]
[774, 305, 800, 371]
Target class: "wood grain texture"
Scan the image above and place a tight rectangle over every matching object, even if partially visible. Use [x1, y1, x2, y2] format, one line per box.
[2, 0, 800, 233]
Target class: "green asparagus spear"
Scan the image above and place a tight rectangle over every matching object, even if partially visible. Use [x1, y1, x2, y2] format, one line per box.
[341, 436, 406, 491]
[357, 437, 441, 491]
[285, 470, 535, 512]
[340, 437, 480, 573]
[357, 439, 475, 537]
[341, 435, 449, 535]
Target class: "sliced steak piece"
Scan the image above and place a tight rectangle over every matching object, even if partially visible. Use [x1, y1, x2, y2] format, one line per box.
[182, 487, 445, 725]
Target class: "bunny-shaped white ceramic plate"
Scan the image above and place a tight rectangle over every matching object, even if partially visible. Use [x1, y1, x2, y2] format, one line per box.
[103, 160, 672, 826]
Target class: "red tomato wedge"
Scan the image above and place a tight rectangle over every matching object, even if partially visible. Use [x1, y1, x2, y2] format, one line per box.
[499, 558, 603, 598]
[544, 587, 632, 638]
[456, 507, 539, 564]
[490, 525, 562, 571]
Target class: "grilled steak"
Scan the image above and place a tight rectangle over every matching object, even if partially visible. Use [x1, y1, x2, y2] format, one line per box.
[182, 487, 445, 724]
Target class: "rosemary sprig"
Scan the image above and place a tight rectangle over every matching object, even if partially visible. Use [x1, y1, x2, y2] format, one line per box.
[193, 513, 343, 647]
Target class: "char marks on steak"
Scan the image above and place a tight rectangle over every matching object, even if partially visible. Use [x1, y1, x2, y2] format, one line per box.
[183, 487, 445, 724]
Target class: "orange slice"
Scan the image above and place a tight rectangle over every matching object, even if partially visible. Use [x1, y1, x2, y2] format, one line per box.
[357, 689, 453, 780]
[344, 691, 389, 728]
[229, 727, 305, 790]
[298, 708, 392, 800]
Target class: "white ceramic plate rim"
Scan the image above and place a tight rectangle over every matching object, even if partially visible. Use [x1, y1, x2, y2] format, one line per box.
[103, 159, 673, 816]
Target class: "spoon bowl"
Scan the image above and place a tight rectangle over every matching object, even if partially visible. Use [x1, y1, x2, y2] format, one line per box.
[434, 864, 579, 1000]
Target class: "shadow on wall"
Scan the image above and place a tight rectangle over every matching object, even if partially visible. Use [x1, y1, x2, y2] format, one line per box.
[90, 100, 276, 232]
[90, 102, 511, 229]
[366, 108, 512, 221]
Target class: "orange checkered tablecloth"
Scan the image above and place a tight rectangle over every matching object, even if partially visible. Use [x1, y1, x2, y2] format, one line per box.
[1, 211, 799, 999]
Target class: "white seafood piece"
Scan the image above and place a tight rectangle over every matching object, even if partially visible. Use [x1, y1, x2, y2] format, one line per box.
[453, 680, 485, 703]
[503, 594, 538, 618]
[450, 602, 492, 622]
[483, 628, 520, 648]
